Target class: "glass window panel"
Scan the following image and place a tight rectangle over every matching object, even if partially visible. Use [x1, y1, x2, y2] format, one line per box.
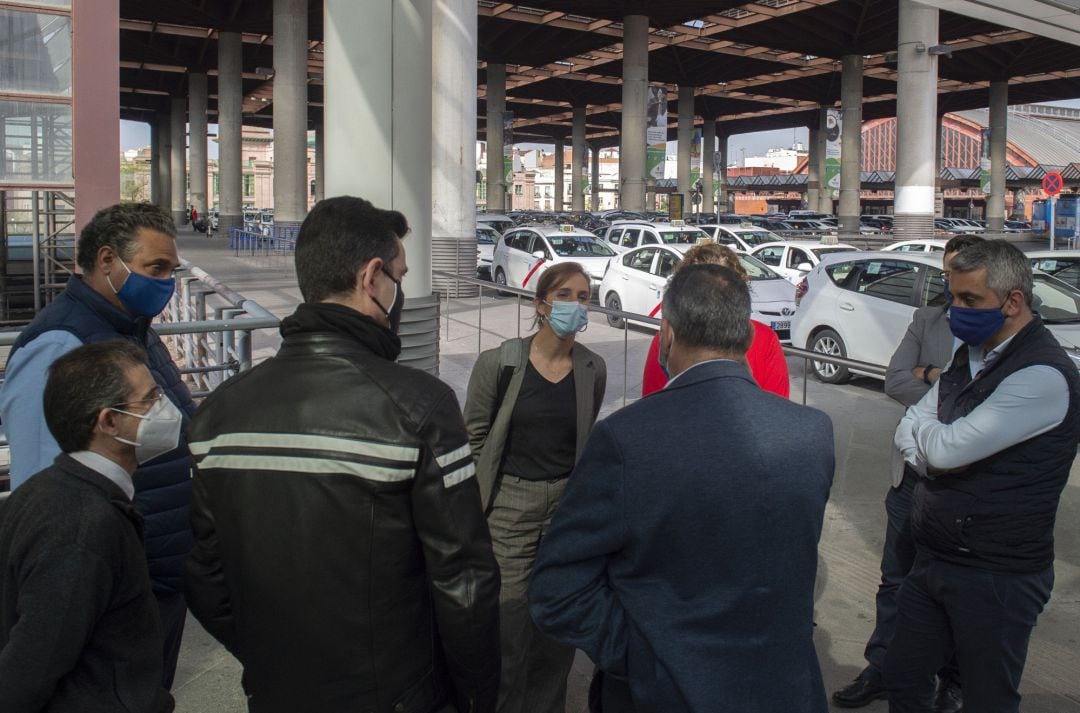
[0, 10, 72, 96]
[0, 100, 73, 185]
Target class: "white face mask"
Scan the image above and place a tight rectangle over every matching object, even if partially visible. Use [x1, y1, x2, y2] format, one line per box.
[111, 394, 183, 464]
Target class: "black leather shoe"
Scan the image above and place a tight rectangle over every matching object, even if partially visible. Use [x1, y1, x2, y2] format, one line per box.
[832, 674, 888, 708]
[933, 681, 963, 713]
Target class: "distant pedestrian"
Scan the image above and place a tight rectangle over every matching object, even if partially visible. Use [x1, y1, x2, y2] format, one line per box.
[0, 341, 178, 712]
[463, 261, 607, 713]
[530, 263, 834, 713]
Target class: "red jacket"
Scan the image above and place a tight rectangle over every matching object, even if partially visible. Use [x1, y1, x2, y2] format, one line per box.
[641, 320, 790, 398]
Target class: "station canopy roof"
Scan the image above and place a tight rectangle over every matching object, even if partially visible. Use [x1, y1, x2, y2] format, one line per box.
[117, 1, 1080, 147]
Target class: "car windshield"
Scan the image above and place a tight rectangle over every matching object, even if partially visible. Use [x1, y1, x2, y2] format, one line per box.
[1032, 257, 1080, 291]
[480, 219, 514, 233]
[1033, 274, 1080, 324]
[476, 228, 498, 244]
[659, 229, 706, 244]
[739, 254, 783, 281]
[732, 230, 779, 247]
[548, 235, 615, 257]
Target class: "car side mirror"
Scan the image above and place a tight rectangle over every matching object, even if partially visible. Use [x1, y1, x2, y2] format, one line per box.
[797, 262, 813, 272]
[532, 250, 546, 259]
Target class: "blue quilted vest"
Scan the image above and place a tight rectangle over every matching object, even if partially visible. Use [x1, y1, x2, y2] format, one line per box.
[10, 276, 196, 593]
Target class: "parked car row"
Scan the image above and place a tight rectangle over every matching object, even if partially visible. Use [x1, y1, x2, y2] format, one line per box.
[791, 250, 1080, 384]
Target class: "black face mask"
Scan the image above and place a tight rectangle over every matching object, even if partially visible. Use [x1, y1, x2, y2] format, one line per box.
[373, 266, 404, 334]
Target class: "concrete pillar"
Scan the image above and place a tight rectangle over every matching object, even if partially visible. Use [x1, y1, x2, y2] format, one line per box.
[571, 107, 586, 212]
[273, 0, 309, 228]
[72, 0, 119, 232]
[156, 114, 171, 211]
[554, 138, 564, 211]
[432, 0, 478, 298]
[326, 0, 438, 371]
[807, 125, 821, 212]
[149, 119, 161, 206]
[838, 54, 863, 242]
[314, 115, 325, 202]
[987, 81, 1008, 232]
[591, 144, 600, 210]
[677, 85, 694, 196]
[485, 63, 506, 214]
[169, 97, 187, 226]
[935, 113, 944, 217]
[894, 0, 939, 238]
[702, 118, 716, 214]
[816, 109, 832, 215]
[619, 14, 648, 212]
[217, 31, 243, 235]
[187, 73, 208, 221]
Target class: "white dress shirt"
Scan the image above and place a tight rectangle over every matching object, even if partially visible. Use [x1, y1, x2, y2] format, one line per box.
[69, 451, 135, 500]
[894, 334, 1069, 476]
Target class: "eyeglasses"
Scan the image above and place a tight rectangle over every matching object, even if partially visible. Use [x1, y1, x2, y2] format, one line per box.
[110, 390, 164, 410]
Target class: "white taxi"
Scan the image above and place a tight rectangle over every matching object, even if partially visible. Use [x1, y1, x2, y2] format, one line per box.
[491, 224, 617, 292]
[599, 221, 710, 253]
[750, 240, 860, 284]
[598, 244, 797, 342]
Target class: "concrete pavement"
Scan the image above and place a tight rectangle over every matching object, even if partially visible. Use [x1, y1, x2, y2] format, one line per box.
[169, 229, 1080, 712]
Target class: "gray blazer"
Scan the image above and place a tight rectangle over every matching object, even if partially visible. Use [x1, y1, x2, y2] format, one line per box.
[886, 304, 956, 486]
[463, 335, 607, 509]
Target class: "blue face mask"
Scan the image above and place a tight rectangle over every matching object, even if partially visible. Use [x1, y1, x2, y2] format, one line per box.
[108, 258, 176, 318]
[544, 300, 588, 339]
[948, 303, 1006, 347]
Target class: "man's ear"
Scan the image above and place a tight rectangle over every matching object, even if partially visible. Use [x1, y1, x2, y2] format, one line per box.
[96, 244, 118, 275]
[95, 407, 122, 437]
[358, 258, 383, 294]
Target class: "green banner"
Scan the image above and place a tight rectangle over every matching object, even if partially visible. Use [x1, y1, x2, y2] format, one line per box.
[824, 108, 841, 199]
[979, 128, 991, 194]
[646, 86, 668, 180]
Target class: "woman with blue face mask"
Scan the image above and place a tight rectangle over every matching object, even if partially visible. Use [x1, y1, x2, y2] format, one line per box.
[463, 262, 607, 713]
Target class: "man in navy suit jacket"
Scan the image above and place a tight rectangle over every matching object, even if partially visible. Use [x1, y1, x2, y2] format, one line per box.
[529, 264, 835, 713]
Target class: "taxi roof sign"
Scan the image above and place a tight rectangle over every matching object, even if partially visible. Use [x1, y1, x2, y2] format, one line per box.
[558, 223, 574, 232]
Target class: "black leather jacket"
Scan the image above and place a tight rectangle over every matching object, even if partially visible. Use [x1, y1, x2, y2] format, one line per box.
[185, 305, 500, 713]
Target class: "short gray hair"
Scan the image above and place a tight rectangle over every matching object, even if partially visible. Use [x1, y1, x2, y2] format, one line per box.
[662, 263, 752, 354]
[948, 239, 1032, 305]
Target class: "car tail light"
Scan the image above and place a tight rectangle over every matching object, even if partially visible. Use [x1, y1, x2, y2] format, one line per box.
[795, 276, 809, 306]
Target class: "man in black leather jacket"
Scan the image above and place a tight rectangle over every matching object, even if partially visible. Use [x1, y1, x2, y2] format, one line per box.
[185, 196, 500, 713]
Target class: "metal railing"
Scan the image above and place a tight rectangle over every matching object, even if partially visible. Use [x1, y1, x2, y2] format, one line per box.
[230, 226, 299, 257]
[432, 269, 887, 408]
[0, 263, 280, 494]
[158, 260, 280, 396]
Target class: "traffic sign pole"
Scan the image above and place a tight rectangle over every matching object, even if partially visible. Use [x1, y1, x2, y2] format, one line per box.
[1049, 195, 1056, 252]
[1042, 172, 1063, 251]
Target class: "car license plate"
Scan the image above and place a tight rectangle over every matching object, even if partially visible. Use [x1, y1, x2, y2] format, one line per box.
[771, 320, 790, 331]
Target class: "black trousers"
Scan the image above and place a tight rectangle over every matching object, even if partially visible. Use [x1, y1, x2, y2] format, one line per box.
[864, 472, 959, 687]
[156, 590, 187, 690]
[883, 555, 1053, 713]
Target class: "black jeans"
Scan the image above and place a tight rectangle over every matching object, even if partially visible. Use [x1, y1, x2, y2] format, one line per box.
[883, 555, 1053, 713]
[864, 472, 959, 687]
[156, 590, 187, 690]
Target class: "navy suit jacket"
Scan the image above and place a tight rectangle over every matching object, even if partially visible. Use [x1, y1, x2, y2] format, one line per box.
[529, 360, 834, 713]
